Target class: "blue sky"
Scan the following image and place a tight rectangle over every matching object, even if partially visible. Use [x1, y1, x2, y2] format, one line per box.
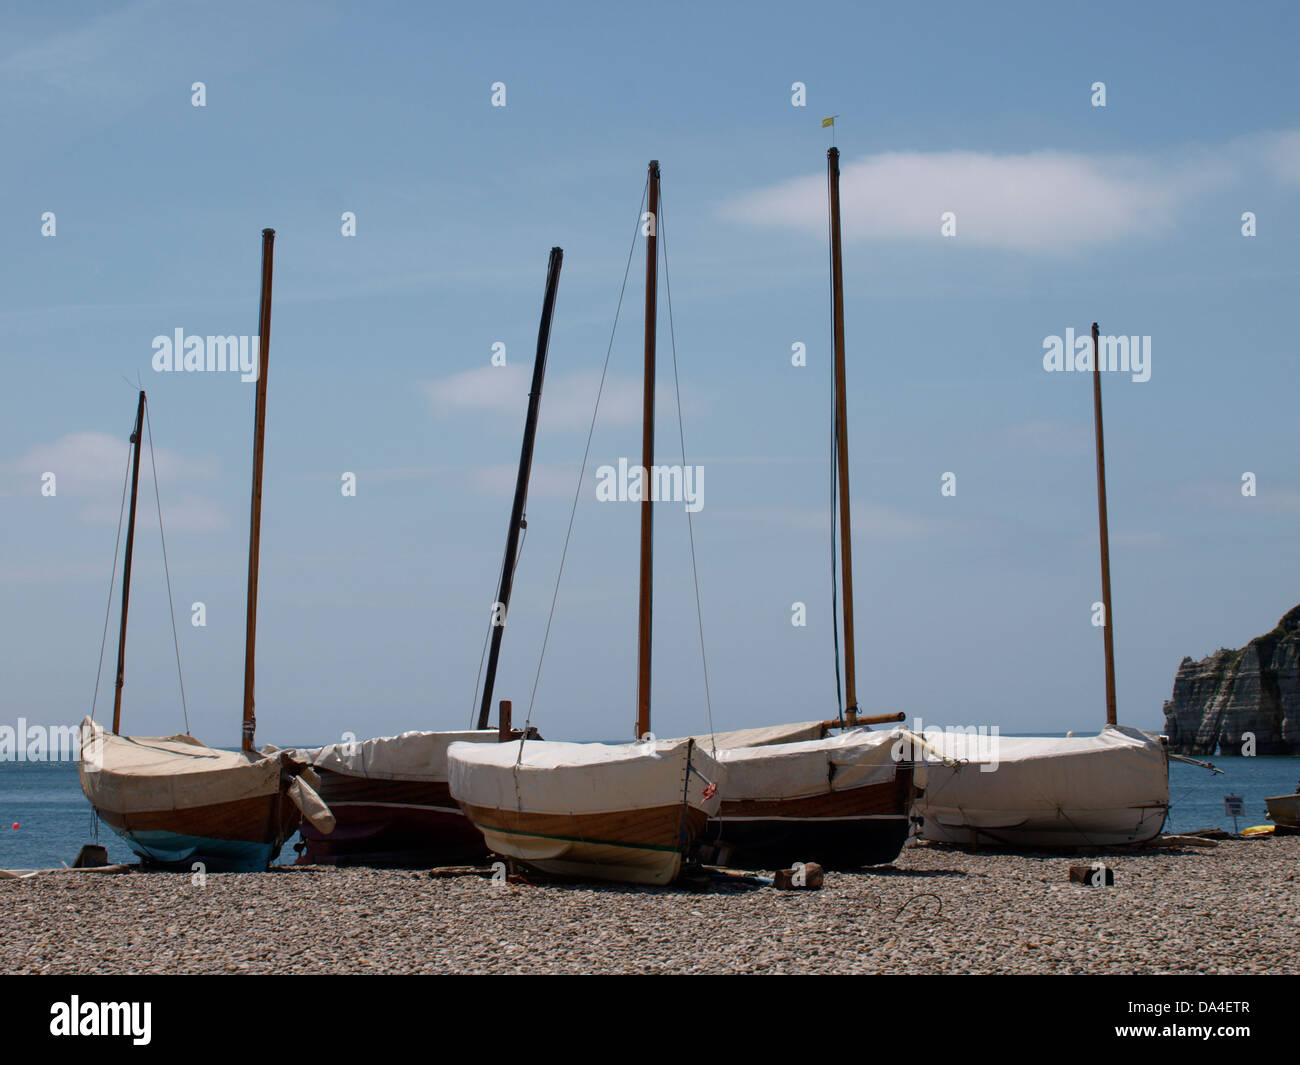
[2, 0, 1298, 746]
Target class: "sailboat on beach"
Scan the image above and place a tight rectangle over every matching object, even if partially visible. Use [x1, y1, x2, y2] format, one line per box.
[292, 248, 563, 866]
[79, 229, 335, 872]
[447, 161, 725, 885]
[700, 146, 919, 870]
[912, 322, 1170, 847]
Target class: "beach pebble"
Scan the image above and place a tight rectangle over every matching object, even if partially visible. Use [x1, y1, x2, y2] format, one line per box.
[1, 838, 1296, 974]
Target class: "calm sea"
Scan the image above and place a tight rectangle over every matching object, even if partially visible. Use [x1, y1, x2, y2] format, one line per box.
[1, 751, 1296, 870]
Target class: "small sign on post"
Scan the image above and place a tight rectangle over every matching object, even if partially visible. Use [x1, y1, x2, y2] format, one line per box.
[1224, 794, 1245, 834]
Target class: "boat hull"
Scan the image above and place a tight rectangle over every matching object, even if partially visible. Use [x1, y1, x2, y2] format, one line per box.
[79, 718, 303, 872]
[913, 726, 1170, 848]
[460, 802, 707, 885]
[703, 728, 914, 870]
[92, 790, 299, 871]
[297, 773, 487, 866]
[448, 737, 725, 886]
[1265, 793, 1300, 828]
[916, 806, 1167, 847]
[708, 769, 914, 869]
[291, 729, 503, 866]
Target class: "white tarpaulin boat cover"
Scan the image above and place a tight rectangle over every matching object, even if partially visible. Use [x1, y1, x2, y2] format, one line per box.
[714, 727, 903, 801]
[686, 721, 826, 751]
[911, 724, 1169, 846]
[79, 717, 283, 814]
[447, 738, 725, 817]
[295, 729, 500, 782]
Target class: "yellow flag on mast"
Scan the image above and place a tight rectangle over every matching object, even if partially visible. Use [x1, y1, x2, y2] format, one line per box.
[821, 116, 835, 128]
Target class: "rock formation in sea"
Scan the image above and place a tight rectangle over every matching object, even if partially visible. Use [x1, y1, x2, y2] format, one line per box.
[1163, 605, 1300, 755]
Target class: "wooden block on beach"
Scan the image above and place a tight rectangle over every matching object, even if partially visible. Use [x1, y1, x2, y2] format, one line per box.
[1068, 863, 1114, 886]
[1154, 834, 1219, 848]
[774, 862, 824, 890]
[426, 865, 495, 879]
[72, 845, 109, 869]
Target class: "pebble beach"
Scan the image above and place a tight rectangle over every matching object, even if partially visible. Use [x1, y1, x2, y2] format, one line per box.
[4, 836, 1297, 975]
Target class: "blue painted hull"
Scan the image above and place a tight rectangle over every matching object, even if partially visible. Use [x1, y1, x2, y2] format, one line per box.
[107, 823, 282, 872]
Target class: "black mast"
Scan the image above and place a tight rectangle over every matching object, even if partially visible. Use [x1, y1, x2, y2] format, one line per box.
[111, 390, 147, 734]
[476, 246, 564, 730]
[241, 228, 275, 751]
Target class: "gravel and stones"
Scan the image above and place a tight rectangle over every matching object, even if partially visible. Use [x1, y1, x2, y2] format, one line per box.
[3, 837, 1297, 975]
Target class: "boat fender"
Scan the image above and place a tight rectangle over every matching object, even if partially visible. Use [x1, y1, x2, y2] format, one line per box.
[295, 764, 323, 791]
[288, 774, 337, 835]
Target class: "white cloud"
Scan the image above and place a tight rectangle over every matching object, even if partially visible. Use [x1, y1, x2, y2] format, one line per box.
[6, 431, 217, 495]
[79, 492, 228, 533]
[714, 501, 954, 540]
[470, 462, 581, 500]
[720, 143, 1248, 253]
[1179, 480, 1300, 514]
[3, 432, 224, 530]
[424, 366, 698, 430]
[1260, 129, 1300, 186]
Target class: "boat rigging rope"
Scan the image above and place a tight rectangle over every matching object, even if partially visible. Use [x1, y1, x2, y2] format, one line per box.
[467, 522, 527, 728]
[657, 189, 717, 754]
[516, 174, 650, 763]
[468, 601, 494, 728]
[144, 400, 190, 735]
[826, 160, 845, 728]
[89, 438, 133, 722]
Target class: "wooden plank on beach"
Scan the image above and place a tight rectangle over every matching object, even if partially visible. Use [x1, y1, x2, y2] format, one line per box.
[426, 866, 496, 879]
[1152, 834, 1219, 848]
[0, 865, 133, 879]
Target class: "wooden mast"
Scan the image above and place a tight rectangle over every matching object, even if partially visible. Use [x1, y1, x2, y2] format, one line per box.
[636, 161, 660, 741]
[827, 147, 859, 725]
[241, 228, 275, 752]
[110, 389, 146, 735]
[1091, 321, 1118, 727]
[476, 246, 564, 730]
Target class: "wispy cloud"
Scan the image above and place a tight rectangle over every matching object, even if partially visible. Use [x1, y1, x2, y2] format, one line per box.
[424, 365, 702, 430]
[471, 462, 581, 499]
[78, 492, 228, 533]
[1001, 419, 1091, 458]
[297, 461, 585, 501]
[713, 501, 957, 540]
[6, 431, 218, 493]
[1259, 129, 1300, 186]
[720, 131, 1300, 254]
[0, 0, 167, 108]
[1178, 480, 1300, 514]
[3, 432, 224, 529]
[1111, 530, 1170, 549]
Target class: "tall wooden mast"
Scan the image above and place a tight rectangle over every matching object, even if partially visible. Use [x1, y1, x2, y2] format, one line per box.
[828, 147, 859, 725]
[636, 161, 660, 741]
[476, 246, 564, 730]
[111, 389, 146, 735]
[1091, 321, 1118, 727]
[241, 228, 275, 752]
